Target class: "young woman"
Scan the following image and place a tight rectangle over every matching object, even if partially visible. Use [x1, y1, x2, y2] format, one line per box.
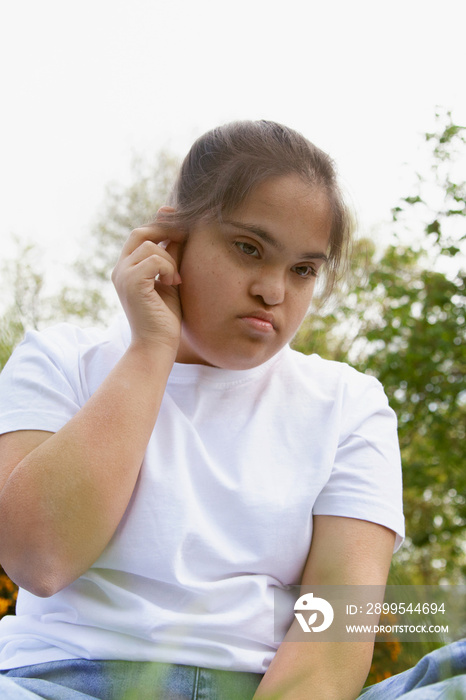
[0, 121, 404, 699]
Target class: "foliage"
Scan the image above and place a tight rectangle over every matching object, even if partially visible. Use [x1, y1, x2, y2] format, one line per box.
[0, 236, 109, 367]
[0, 240, 45, 370]
[296, 110, 466, 679]
[295, 109, 466, 589]
[0, 150, 180, 368]
[0, 569, 17, 619]
[54, 150, 180, 325]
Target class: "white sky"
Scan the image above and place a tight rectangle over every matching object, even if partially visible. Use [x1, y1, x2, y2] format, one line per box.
[1, 0, 465, 271]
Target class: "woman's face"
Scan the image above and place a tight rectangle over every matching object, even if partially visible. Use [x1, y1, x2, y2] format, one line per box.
[175, 174, 333, 369]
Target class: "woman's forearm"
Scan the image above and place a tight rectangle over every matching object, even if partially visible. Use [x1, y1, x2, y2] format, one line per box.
[254, 632, 373, 700]
[254, 517, 395, 699]
[0, 341, 176, 597]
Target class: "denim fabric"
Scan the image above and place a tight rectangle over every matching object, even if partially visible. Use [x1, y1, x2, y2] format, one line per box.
[1, 641, 465, 699]
[0, 660, 263, 699]
[358, 639, 466, 699]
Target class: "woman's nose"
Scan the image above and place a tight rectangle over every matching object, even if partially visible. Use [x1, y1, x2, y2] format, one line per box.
[249, 268, 286, 306]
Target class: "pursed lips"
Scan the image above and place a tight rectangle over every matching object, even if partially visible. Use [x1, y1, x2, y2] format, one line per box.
[239, 311, 277, 330]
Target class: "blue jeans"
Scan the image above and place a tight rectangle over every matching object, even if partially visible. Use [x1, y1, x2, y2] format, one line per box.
[0, 660, 263, 699]
[0, 640, 465, 699]
[358, 639, 466, 699]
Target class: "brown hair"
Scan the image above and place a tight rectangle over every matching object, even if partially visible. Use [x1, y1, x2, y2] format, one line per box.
[164, 120, 354, 300]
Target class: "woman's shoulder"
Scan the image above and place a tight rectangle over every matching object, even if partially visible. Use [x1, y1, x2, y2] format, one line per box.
[284, 346, 382, 392]
[13, 316, 128, 361]
[1, 317, 130, 393]
[0, 318, 130, 431]
[282, 347, 393, 429]
[29, 320, 108, 347]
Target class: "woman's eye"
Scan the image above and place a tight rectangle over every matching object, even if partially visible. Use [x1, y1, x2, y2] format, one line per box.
[292, 264, 317, 278]
[236, 241, 260, 257]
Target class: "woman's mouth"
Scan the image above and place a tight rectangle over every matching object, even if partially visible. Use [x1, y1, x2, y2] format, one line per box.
[238, 312, 276, 333]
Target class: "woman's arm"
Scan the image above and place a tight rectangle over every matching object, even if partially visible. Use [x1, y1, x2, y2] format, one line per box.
[0, 220, 184, 597]
[253, 515, 396, 700]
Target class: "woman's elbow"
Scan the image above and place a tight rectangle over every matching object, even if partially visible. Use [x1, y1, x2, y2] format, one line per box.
[1, 553, 73, 598]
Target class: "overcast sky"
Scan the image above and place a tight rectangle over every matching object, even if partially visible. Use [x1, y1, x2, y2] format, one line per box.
[1, 0, 465, 271]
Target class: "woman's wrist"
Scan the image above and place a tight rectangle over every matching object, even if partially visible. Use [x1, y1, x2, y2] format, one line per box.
[126, 336, 179, 374]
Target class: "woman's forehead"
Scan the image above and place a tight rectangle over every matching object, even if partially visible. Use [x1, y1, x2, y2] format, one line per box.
[231, 174, 329, 213]
[228, 176, 332, 242]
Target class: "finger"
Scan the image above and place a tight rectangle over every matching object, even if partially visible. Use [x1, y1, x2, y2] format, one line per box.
[114, 241, 182, 286]
[132, 254, 181, 287]
[127, 240, 177, 268]
[137, 242, 182, 284]
[119, 222, 186, 259]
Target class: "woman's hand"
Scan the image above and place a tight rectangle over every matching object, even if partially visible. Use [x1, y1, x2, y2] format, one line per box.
[112, 210, 185, 353]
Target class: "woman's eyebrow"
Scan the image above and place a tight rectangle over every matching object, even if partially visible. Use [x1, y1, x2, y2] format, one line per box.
[226, 220, 283, 250]
[224, 220, 329, 262]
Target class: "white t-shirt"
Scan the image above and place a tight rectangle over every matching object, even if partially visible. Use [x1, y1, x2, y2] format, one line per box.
[0, 317, 404, 672]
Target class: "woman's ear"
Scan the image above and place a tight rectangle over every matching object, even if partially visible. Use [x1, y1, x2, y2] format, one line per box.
[156, 206, 187, 271]
[156, 205, 176, 221]
[165, 238, 183, 269]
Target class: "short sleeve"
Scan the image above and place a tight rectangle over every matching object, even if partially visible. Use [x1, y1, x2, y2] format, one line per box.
[313, 368, 405, 551]
[0, 326, 84, 435]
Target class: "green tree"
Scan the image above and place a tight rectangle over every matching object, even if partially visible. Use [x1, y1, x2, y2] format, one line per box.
[295, 109, 465, 682]
[295, 110, 466, 586]
[0, 239, 45, 371]
[1, 150, 180, 356]
[54, 150, 180, 325]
